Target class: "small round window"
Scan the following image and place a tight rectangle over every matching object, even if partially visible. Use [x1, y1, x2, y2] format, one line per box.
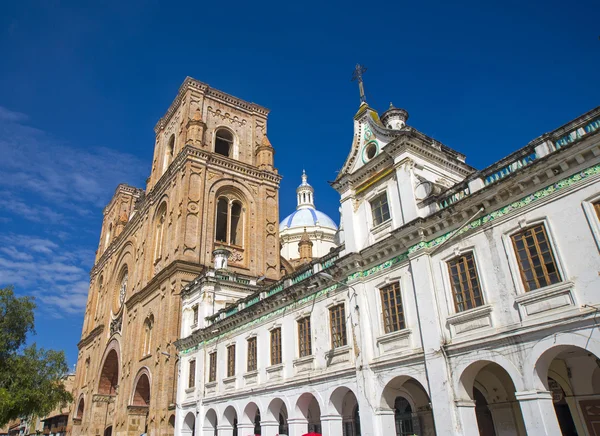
[366, 143, 377, 159]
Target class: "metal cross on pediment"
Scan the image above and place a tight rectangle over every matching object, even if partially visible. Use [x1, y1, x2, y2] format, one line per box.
[351, 64, 368, 103]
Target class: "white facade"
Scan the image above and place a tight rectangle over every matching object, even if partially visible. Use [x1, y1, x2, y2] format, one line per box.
[280, 171, 338, 262]
[175, 103, 600, 436]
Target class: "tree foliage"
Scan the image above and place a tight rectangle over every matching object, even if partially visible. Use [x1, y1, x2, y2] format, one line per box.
[0, 286, 72, 426]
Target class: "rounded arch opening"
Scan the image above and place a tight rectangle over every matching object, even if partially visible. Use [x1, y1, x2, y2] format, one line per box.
[533, 344, 600, 435]
[163, 134, 175, 173]
[381, 376, 432, 436]
[113, 265, 128, 314]
[215, 128, 234, 157]
[153, 202, 168, 262]
[98, 348, 119, 395]
[223, 405, 238, 434]
[204, 408, 218, 433]
[183, 411, 196, 436]
[329, 387, 360, 436]
[458, 360, 525, 436]
[75, 396, 85, 420]
[214, 189, 247, 249]
[131, 371, 150, 406]
[295, 392, 322, 434]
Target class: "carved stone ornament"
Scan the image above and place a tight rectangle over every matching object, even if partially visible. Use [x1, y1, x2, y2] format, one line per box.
[266, 221, 276, 236]
[110, 312, 123, 336]
[187, 201, 199, 213]
[229, 249, 243, 263]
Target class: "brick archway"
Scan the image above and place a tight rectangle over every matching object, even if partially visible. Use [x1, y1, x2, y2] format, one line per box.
[131, 369, 151, 406]
[98, 348, 119, 395]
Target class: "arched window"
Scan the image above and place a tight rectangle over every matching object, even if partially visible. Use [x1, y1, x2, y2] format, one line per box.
[95, 275, 104, 321]
[132, 372, 151, 406]
[83, 357, 90, 385]
[154, 203, 167, 262]
[163, 134, 175, 173]
[116, 267, 128, 310]
[215, 196, 244, 247]
[105, 223, 112, 248]
[230, 201, 242, 245]
[214, 129, 233, 157]
[142, 315, 154, 357]
[76, 397, 84, 419]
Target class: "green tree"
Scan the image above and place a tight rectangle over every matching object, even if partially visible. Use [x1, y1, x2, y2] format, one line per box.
[0, 286, 72, 426]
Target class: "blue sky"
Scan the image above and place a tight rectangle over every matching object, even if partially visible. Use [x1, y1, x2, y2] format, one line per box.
[0, 0, 598, 367]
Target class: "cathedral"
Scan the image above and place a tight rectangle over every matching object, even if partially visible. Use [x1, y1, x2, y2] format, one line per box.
[71, 75, 600, 436]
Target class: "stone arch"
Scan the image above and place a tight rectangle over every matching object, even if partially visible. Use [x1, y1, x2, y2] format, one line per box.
[213, 184, 250, 249]
[455, 355, 525, 399]
[266, 397, 289, 434]
[163, 133, 175, 172]
[329, 386, 360, 435]
[203, 408, 218, 433]
[98, 340, 120, 395]
[222, 404, 239, 427]
[295, 392, 323, 433]
[141, 313, 155, 357]
[379, 375, 434, 436]
[457, 359, 527, 436]
[525, 330, 600, 390]
[328, 385, 356, 416]
[130, 367, 151, 406]
[241, 401, 261, 425]
[213, 125, 237, 158]
[182, 411, 195, 436]
[110, 242, 134, 314]
[153, 200, 169, 262]
[75, 394, 85, 419]
[378, 374, 430, 410]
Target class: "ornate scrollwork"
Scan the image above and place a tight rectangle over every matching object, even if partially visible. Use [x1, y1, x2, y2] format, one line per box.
[110, 312, 122, 336]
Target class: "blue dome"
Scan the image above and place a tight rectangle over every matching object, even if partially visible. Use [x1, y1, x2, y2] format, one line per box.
[280, 208, 338, 231]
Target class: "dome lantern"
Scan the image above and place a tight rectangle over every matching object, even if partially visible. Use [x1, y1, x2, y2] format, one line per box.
[296, 170, 315, 210]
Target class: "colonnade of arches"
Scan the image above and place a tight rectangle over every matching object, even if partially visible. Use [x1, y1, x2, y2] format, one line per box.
[180, 377, 433, 436]
[453, 335, 600, 436]
[182, 333, 600, 436]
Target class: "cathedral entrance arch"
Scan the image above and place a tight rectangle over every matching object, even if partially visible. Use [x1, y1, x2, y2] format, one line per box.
[103, 425, 113, 436]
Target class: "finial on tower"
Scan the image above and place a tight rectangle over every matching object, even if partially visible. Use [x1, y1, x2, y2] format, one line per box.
[351, 64, 368, 103]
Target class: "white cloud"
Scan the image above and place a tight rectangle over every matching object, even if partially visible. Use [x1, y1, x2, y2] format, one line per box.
[0, 106, 147, 317]
[0, 105, 148, 211]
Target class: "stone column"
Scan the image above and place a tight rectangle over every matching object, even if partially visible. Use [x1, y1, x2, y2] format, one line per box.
[515, 390, 562, 435]
[236, 422, 255, 436]
[375, 409, 396, 435]
[407, 251, 462, 435]
[320, 414, 343, 436]
[455, 400, 479, 436]
[287, 417, 308, 436]
[260, 419, 280, 436]
[217, 423, 234, 436]
[488, 402, 518, 436]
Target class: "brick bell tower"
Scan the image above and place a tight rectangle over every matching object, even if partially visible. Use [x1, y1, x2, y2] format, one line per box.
[70, 77, 281, 436]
